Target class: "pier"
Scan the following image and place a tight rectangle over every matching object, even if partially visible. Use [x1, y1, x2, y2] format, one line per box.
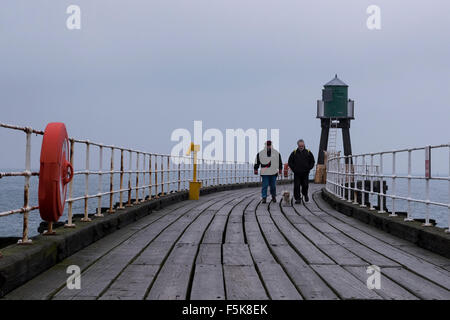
[0, 122, 449, 300]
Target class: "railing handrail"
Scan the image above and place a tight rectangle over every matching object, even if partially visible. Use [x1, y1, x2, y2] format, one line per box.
[0, 122, 294, 244]
[325, 143, 450, 233]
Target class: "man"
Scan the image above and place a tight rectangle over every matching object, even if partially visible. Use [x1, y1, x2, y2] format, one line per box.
[288, 139, 315, 203]
[254, 140, 282, 203]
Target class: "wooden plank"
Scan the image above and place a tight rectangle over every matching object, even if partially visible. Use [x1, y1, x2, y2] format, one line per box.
[270, 215, 335, 265]
[293, 223, 335, 246]
[202, 216, 227, 244]
[383, 267, 450, 300]
[133, 241, 173, 265]
[190, 264, 225, 300]
[223, 243, 253, 266]
[258, 222, 287, 245]
[166, 243, 198, 265]
[270, 245, 338, 300]
[225, 222, 245, 243]
[311, 264, 382, 300]
[178, 214, 215, 244]
[317, 244, 368, 266]
[196, 244, 221, 265]
[256, 262, 303, 300]
[390, 245, 450, 268]
[146, 264, 192, 300]
[344, 266, 419, 300]
[248, 243, 277, 265]
[223, 265, 268, 300]
[100, 265, 159, 300]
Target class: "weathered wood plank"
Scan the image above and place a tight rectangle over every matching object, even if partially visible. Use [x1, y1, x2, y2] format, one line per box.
[311, 264, 382, 300]
[344, 266, 419, 300]
[382, 267, 450, 300]
[270, 245, 338, 300]
[191, 264, 225, 300]
[317, 244, 368, 266]
[100, 265, 159, 300]
[223, 265, 268, 300]
[203, 216, 227, 244]
[196, 244, 221, 265]
[146, 264, 192, 300]
[223, 243, 253, 266]
[255, 263, 303, 300]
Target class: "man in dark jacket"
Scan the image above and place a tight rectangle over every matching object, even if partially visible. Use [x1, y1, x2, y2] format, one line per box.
[288, 139, 315, 203]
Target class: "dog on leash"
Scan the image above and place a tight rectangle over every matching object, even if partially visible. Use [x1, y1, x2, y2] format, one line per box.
[282, 191, 291, 207]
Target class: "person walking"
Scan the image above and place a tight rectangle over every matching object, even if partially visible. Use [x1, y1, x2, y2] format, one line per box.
[254, 140, 282, 203]
[288, 139, 315, 203]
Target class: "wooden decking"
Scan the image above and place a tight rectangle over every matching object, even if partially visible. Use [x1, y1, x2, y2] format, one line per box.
[4, 184, 450, 300]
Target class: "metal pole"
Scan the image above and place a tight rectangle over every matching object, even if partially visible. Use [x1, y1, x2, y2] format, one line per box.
[65, 139, 76, 228]
[378, 153, 385, 213]
[18, 129, 32, 244]
[96, 146, 104, 217]
[127, 151, 132, 206]
[108, 147, 115, 213]
[405, 149, 413, 221]
[390, 152, 397, 217]
[81, 141, 91, 222]
[135, 152, 140, 203]
[118, 149, 124, 209]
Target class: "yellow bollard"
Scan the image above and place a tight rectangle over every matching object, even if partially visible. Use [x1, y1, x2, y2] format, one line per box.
[186, 142, 202, 200]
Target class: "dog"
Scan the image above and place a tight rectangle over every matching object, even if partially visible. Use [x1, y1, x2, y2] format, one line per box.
[282, 191, 291, 207]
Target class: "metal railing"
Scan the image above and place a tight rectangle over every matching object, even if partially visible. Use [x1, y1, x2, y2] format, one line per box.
[0, 123, 293, 244]
[326, 144, 450, 232]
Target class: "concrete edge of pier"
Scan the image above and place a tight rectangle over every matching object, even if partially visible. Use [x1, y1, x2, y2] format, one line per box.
[321, 187, 450, 259]
[0, 180, 292, 298]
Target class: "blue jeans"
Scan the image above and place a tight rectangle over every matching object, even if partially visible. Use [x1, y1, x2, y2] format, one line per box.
[261, 175, 277, 198]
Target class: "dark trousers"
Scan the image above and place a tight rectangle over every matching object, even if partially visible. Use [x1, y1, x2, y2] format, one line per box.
[294, 172, 309, 200]
[261, 174, 277, 198]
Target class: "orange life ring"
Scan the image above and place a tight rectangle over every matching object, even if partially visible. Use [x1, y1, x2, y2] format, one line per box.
[38, 123, 73, 222]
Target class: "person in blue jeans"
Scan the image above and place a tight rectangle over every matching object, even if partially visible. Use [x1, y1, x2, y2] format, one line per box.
[254, 140, 283, 203]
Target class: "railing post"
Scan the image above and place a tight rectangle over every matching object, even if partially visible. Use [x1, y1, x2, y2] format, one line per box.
[108, 147, 115, 213]
[18, 128, 32, 244]
[378, 153, 385, 213]
[167, 156, 171, 193]
[404, 149, 413, 221]
[81, 141, 92, 222]
[118, 149, 125, 209]
[135, 152, 140, 204]
[423, 146, 432, 226]
[127, 151, 132, 206]
[143, 153, 148, 200]
[154, 156, 159, 198]
[65, 139, 76, 228]
[390, 152, 397, 217]
[369, 153, 375, 210]
[447, 143, 450, 233]
[96, 145, 104, 217]
[149, 154, 153, 199]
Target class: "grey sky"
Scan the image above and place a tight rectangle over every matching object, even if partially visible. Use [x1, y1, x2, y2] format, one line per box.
[0, 0, 449, 172]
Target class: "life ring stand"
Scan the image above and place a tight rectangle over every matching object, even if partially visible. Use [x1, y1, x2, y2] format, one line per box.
[38, 123, 73, 235]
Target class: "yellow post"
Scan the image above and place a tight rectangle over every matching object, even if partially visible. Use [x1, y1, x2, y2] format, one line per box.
[186, 142, 202, 200]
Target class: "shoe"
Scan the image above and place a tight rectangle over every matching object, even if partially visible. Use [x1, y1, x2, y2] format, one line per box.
[271, 196, 277, 203]
[262, 198, 267, 203]
[304, 195, 309, 203]
[295, 199, 302, 204]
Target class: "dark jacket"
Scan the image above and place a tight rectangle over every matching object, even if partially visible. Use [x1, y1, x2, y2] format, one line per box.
[288, 148, 315, 174]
